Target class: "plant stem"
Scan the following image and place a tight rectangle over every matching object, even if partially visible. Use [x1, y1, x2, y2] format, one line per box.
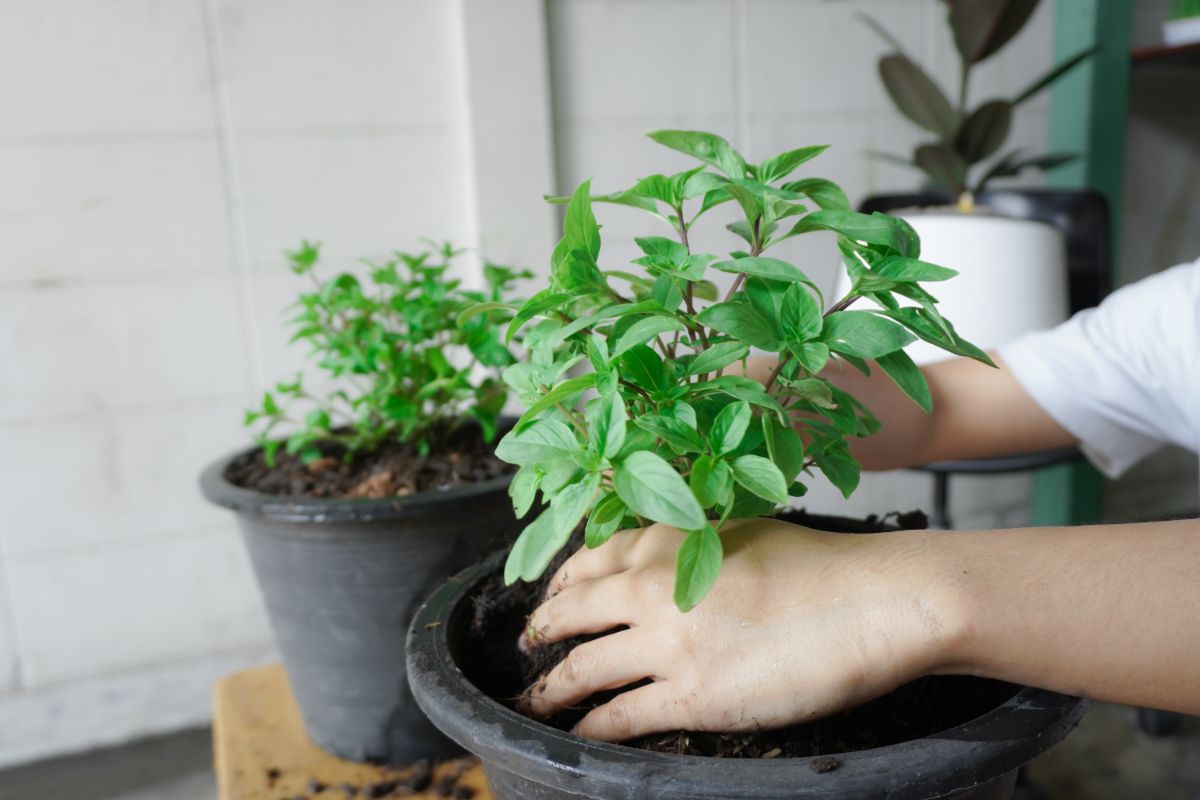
[556, 401, 588, 437]
[763, 353, 792, 394]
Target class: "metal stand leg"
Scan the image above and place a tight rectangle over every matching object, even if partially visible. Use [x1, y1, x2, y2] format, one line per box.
[931, 472, 952, 530]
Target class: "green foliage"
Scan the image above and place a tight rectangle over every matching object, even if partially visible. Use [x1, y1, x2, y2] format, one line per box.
[864, 1, 1097, 198]
[483, 131, 989, 611]
[245, 241, 529, 466]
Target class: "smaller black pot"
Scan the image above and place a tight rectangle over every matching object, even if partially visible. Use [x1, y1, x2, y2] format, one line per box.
[200, 447, 520, 765]
[408, 552, 1087, 800]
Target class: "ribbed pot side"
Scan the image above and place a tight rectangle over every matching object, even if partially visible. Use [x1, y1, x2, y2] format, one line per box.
[408, 553, 1088, 800]
[200, 447, 520, 765]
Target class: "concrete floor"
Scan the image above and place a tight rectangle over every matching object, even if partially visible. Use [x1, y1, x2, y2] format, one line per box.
[0, 705, 1195, 799]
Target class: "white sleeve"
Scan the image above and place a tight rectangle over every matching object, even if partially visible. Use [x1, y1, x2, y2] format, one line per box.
[996, 260, 1200, 479]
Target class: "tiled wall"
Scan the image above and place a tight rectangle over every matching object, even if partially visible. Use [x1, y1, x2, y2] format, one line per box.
[9, 0, 1184, 768]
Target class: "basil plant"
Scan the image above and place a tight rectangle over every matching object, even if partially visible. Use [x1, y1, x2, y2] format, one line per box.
[470, 130, 990, 611]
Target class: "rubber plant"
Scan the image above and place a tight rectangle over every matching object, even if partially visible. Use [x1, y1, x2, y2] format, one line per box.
[865, 0, 1097, 206]
[245, 240, 530, 466]
[472, 130, 991, 612]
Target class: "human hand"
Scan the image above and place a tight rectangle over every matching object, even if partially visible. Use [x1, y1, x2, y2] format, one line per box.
[517, 519, 963, 742]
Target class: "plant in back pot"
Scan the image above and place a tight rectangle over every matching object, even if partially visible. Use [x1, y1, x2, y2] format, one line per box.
[199, 241, 530, 764]
[407, 131, 1086, 800]
[856, 0, 1098, 362]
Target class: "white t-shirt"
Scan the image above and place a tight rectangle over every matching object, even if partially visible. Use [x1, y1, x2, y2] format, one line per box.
[997, 259, 1200, 479]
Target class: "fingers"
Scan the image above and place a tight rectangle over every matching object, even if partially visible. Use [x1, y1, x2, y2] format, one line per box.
[572, 680, 695, 742]
[544, 530, 637, 598]
[522, 574, 637, 649]
[520, 627, 665, 719]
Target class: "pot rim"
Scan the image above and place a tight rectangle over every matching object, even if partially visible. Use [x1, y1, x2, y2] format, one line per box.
[198, 444, 515, 523]
[408, 551, 1088, 800]
[893, 208, 1063, 233]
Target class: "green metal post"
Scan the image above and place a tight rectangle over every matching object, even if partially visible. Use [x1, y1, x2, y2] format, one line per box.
[1033, 0, 1134, 526]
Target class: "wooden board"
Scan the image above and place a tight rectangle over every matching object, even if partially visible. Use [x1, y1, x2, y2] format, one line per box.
[212, 663, 492, 799]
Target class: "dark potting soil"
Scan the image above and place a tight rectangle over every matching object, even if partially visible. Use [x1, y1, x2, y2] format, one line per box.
[225, 424, 514, 499]
[462, 508, 1019, 759]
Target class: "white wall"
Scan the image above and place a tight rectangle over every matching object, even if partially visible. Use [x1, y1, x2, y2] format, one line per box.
[0, 0, 1062, 766]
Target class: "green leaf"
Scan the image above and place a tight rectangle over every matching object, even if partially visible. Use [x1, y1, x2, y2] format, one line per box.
[674, 524, 723, 611]
[821, 311, 915, 359]
[1013, 46, 1099, 106]
[651, 275, 683, 311]
[613, 451, 707, 530]
[695, 375, 786, 419]
[696, 302, 780, 350]
[881, 307, 995, 365]
[545, 189, 661, 217]
[515, 373, 597, 430]
[509, 464, 542, 517]
[730, 455, 789, 505]
[611, 315, 686, 358]
[588, 393, 627, 458]
[782, 376, 836, 409]
[949, 0, 1039, 65]
[585, 491, 627, 548]
[876, 349, 932, 413]
[788, 341, 830, 374]
[457, 301, 517, 329]
[685, 341, 750, 378]
[620, 344, 669, 392]
[712, 256, 815, 286]
[635, 414, 704, 453]
[504, 509, 560, 584]
[496, 418, 579, 464]
[873, 256, 957, 283]
[812, 442, 861, 499]
[956, 100, 1013, 165]
[878, 54, 958, 138]
[781, 283, 822, 341]
[689, 456, 733, 508]
[710, 400, 752, 455]
[757, 145, 829, 183]
[789, 210, 919, 258]
[506, 290, 572, 343]
[762, 414, 806, 484]
[779, 178, 850, 211]
[646, 129, 747, 178]
[564, 179, 601, 263]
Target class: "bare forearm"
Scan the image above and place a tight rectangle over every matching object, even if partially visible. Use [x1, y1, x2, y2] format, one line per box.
[745, 353, 1076, 470]
[924, 519, 1200, 712]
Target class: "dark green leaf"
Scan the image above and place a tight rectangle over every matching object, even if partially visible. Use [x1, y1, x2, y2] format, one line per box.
[779, 178, 851, 211]
[812, 441, 860, 499]
[1013, 45, 1099, 106]
[915, 143, 968, 194]
[788, 341, 830, 374]
[881, 307, 995, 365]
[789, 210, 919, 258]
[949, 0, 1039, 65]
[878, 54, 958, 138]
[873, 256, 957, 283]
[957, 100, 1013, 164]
[620, 344, 669, 392]
[762, 414, 806, 484]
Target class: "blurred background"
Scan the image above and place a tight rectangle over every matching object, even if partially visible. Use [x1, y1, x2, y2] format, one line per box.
[0, 0, 1197, 797]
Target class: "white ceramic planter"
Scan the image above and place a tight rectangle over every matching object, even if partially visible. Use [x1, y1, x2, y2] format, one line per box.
[1164, 16, 1200, 46]
[836, 212, 1069, 365]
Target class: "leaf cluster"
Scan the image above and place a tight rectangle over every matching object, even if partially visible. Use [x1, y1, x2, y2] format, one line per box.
[245, 241, 530, 465]
[865, 0, 1096, 198]
[482, 130, 990, 611]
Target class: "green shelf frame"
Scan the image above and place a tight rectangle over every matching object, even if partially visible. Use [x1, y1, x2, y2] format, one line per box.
[1032, 0, 1134, 526]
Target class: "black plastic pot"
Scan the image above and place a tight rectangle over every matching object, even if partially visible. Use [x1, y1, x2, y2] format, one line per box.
[199, 446, 520, 765]
[408, 551, 1088, 800]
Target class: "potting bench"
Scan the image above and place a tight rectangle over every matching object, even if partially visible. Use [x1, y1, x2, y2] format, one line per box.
[212, 663, 492, 799]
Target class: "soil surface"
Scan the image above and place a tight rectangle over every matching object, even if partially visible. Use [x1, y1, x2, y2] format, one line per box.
[225, 424, 514, 499]
[462, 508, 1019, 758]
